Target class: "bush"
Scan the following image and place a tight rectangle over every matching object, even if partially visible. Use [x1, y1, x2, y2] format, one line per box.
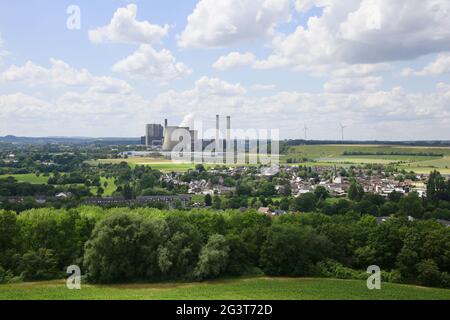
[204, 194, 212, 207]
[260, 224, 330, 276]
[291, 193, 317, 212]
[224, 234, 253, 275]
[194, 234, 230, 280]
[0, 265, 22, 284]
[417, 259, 449, 288]
[84, 213, 163, 283]
[382, 269, 403, 284]
[0, 210, 18, 268]
[18, 249, 60, 281]
[316, 259, 366, 280]
[0, 265, 5, 284]
[84, 213, 203, 283]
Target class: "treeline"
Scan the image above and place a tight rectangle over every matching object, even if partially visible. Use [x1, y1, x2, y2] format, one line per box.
[343, 151, 444, 157]
[0, 177, 57, 197]
[205, 175, 450, 220]
[0, 152, 88, 175]
[282, 140, 450, 148]
[1, 207, 449, 288]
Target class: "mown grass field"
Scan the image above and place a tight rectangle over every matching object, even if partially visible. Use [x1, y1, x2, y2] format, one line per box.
[0, 277, 449, 300]
[0, 173, 50, 184]
[89, 158, 197, 172]
[90, 177, 117, 196]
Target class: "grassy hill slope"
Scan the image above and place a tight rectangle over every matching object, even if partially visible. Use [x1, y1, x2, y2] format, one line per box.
[1, 277, 449, 300]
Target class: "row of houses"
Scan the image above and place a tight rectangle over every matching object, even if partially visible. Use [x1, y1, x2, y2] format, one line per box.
[161, 164, 431, 199]
[287, 168, 428, 199]
[83, 195, 192, 206]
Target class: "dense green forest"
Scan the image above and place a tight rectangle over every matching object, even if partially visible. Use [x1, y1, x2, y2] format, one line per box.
[1, 207, 449, 288]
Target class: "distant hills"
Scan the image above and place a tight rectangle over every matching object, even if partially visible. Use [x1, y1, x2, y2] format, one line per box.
[0, 135, 141, 145]
[283, 139, 450, 147]
[1, 135, 450, 147]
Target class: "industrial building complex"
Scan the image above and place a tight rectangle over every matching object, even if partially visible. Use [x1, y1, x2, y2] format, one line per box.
[138, 115, 278, 167]
[142, 115, 232, 152]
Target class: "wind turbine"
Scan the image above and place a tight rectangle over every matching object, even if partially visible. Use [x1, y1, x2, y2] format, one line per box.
[304, 124, 308, 140]
[339, 123, 346, 142]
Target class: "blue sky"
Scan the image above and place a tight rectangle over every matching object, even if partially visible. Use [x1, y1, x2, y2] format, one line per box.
[0, 0, 450, 140]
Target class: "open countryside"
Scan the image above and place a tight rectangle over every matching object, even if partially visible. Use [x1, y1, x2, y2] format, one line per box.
[283, 145, 450, 170]
[2, 138, 450, 300]
[3, 0, 450, 307]
[83, 144, 450, 174]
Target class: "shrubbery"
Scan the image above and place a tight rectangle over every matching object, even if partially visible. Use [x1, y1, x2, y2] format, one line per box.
[417, 259, 450, 288]
[260, 224, 330, 276]
[0, 207, 449, 288]
[17, 248, 60, 281]
[0, 265, 6, 284]
[194, 234, 229, 280]
[316, 259, 367, 280]
[84, 214, 163, 283]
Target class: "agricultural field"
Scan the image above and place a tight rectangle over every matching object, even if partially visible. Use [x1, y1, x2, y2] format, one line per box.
[0, 173, 50, 184]
[398, 157, 450, 174]
[1, 277, 449, 300]
[89, 157, 169, 165]
[89, 158, 197, 172]
[90, 158, 258, 172]
[282, 145, 450, 174]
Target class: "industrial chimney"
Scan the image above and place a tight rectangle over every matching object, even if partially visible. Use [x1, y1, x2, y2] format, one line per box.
[164, 119, 168, 128]
[216, 115, 220, 152]
[226, 116, 231, 151]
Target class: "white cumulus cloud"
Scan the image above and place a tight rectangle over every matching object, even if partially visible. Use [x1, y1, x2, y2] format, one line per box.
[177, 0, 291, 48]
[151, 76, 450, 140]
[111, 45, 192, 82]
[0, 89, 154, 137]
[256, 0, 450, 72]
[89, 4, 170, 44]
[294, 0, 331, 13]
[0, 59, 133, 94]
[213, 52, 256, 70]
[324, 76, 382, 93]
[402, 53, 450, 77]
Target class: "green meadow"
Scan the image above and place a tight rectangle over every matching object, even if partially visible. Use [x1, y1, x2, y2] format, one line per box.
[0, 174, 119, 196]
[282, 144, 450, 174]
[0, 173, 50, 184]
[1, 277, 449, 300]
[90, 177, 117, 196]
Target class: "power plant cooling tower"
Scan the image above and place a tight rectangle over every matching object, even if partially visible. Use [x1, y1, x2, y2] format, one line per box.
[162, 126, 194, 151]
[162, 126, 183, 151]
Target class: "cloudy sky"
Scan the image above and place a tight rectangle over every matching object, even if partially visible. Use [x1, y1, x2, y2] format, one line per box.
[0, 0, 450, 140]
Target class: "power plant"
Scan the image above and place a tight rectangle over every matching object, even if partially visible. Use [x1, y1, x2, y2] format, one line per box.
[139, 115, 278, 166]
[145, 124, 164, 146]
[143, 115, 230, 153]
[161, 119, 198, 152]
